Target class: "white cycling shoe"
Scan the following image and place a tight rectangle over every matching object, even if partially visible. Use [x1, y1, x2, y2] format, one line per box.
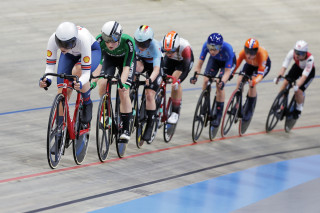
[167, 112, 179, 124]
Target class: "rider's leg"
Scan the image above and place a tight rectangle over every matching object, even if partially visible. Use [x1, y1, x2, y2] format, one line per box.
[211, 83, 225, 127]
[243, 86, 257, 121]
[119, 87, 132, 140]
[142, 88, 157, 141]
[168, 70, 183, 124]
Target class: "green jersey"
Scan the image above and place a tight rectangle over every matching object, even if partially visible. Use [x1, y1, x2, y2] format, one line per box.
[96, 33, 135, 68]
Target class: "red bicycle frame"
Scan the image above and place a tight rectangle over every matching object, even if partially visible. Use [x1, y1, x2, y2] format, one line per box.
[159, 75, 179, 122]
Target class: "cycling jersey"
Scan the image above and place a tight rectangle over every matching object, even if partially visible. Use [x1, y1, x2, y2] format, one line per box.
[235, 47, 269, 77]
[96, 33, 135, 68]
[135, 39, 162, 67]
[199, 41, 235, 69]
[45, 26, 98, 85]
[282, 49, 315, 77]
[162, 38, 194, 82]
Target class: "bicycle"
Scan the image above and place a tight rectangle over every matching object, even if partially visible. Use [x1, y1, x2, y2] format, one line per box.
[91, 74, 127, 161]
[191, 73, 220, 142]
[153, 74, 180, 143]
[129, 72, 148, 148]
[266, 77, 299, 133]
[221, 73, 256, 137]
[43, 73, 90, 169]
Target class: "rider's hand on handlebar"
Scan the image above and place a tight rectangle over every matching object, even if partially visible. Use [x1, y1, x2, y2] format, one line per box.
[190, 76, 197, 84]
[39, 77, 51, 88]
[73, 81, 82, 91]
[173, 79, 181, 90]
[273, 75, 282, 85]
[218, 81, 225, 90]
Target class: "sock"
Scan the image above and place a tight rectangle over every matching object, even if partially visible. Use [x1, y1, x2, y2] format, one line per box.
[172, 99, 182, 114]
[121, 112, 132, 132]
[216, 101, 224, 117]
[146, 110, 156, 126]
[81, 90, 92, 105]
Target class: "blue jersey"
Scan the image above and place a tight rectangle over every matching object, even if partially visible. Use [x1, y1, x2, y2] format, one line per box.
[135, 39, 162, 67]
[199, 41, 235, 69]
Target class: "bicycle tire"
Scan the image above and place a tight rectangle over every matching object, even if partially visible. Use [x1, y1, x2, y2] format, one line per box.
[129, 89, 138, 134]
[47, 94, 68, 169]
[136, 93, 147, 148]
[265, 90, 286, 132]
[221, 89, 240, 137]
[285, 95, 297, 133]
[239, 96, 257, 136]
[148, 89, 163, 144]
[96, 95, 112, 162]
[163, 98, 177, 143]
[73, 101, 90, 165]
[209, 97, 218, 141]
[115, 93, 128, 158]
[192, 90, 209, 142]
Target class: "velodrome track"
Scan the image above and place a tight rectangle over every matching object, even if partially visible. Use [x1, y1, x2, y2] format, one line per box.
[1, 0, 320, 212]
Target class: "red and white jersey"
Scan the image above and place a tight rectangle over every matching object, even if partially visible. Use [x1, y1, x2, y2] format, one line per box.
[282, 49, 315, 77]
[45, 26, 96, 84]
[163, 38, 193, 61]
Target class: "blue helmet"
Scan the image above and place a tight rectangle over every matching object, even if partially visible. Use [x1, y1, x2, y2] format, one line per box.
[134, 25, 154, 48]
[207, 33, 223, 51]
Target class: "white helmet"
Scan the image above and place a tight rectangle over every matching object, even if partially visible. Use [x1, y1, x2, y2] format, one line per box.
[294, 40, 308, 52]
[162, 31, 180, 52]
[55, 22, 78, 49]
[101, 21, 122, 42]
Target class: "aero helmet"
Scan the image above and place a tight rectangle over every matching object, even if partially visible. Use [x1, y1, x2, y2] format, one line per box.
[134, 25, 154, 48]
[162, 31, 180, 52]
[294, 40, 308, 55]
[55, 22, 78, 49]
[244, 38, 259, 55]
[207, 33, 223, 51]
[101, 21, 123, 43]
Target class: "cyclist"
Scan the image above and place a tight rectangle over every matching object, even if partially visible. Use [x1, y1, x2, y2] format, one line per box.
[274, 40, 315, 119]
[39, 22, 101, 126]
[92, 21, 136, 141]
[161, 31, 194, 124]
[134, 25, 163, 142]
[190, 33, 236, 127]
[230, 38, 271, 121]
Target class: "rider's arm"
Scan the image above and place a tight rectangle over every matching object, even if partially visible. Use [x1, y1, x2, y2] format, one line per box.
[44, 33, 59, 82]
[222, 46, 235, 83]
[179, 46, 194, 80]
[195, 42, 209, 74]
[297, 54, 314, 87]
[121, 38, 135, 84]
[78, 34, 93, 86]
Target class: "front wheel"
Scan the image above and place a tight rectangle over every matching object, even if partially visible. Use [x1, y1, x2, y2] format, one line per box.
[96, 95, 112, 162]
[239, 97, 257, 136]
[47, 94, 68, 169]
[265, 90, 286, 133]
[136, 94, 147, 148]
[221, 89, 240, 137]
[163, 98, 177, 143]
[192, 90, 209, 142]
[209, 97, 218, 141]
[73, 102, 90, 165]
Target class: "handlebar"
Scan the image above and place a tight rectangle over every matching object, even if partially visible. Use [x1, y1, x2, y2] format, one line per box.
[193, 72, 221, 82]
[162, 74, 179, 84]
[42, 73, 79, 90]
[90, 73, 123, 89]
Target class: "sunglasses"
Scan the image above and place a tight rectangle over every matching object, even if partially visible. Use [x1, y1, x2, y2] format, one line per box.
[163, 48, 177, 54]
[244, 47, 258, 56]
[207, 44, 221, 51]
[102, 33, 120, 43]
[294, 50, 306, 56]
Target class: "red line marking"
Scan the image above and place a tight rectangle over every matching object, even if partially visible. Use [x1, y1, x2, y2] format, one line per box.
[1, 124, 320, 184]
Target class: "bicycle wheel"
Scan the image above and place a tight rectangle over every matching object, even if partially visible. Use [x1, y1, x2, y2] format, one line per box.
[221, 89, 240, 137]
[148, 89, 163, 144]
[47, 94, 68, 169]
[136, 93, 147, 148]
[239, 97, 257, 136]
[163, 98, 177, 143]
[285, 95, 297, 133]
[96, 95, 112, 162]
[115, 94, 128, 158]
[73, 101, 90, 165]
[129, 89, 138, 134]
[265, 90, 286, 132]
[209, 97, 219, 141]
[192, 90, 209, 142]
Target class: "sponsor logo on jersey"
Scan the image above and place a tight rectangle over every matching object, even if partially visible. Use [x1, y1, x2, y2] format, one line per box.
[47, 50, 52, 57]
[83, 56, 90, 63]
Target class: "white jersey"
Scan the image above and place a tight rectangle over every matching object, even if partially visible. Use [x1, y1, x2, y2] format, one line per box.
[45, 26, 96, 85]
[282, 49, 315, 77]
[162, 38, 192, 61]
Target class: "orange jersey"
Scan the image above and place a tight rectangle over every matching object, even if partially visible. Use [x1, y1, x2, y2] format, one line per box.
[235, 47, 269, 74]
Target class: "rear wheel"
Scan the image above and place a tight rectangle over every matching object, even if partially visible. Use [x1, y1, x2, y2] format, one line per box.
[285, 95, 297, 133]
[265, 90, 286, 132]
[96, 95, 112, 162]
[73, 102, 90, 165]
[192, 90, 209, 142]
[47, 94, 67, 169]
[163, 98, 177, 143]
[221, 89, 240, 137]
